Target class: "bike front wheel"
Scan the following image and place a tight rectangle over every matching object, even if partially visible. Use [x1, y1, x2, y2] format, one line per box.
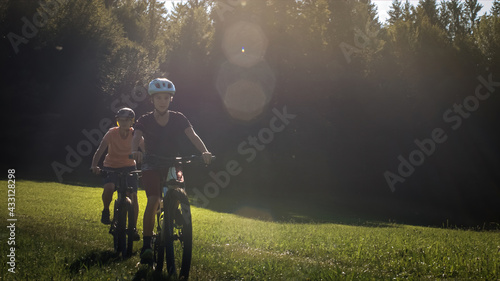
[153, 212, 164, 271]
[164, 187, 192, 280]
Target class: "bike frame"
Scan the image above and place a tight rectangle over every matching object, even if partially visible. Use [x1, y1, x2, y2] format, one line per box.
[100, 168, 140, 258]
[149, 154, 214, 279]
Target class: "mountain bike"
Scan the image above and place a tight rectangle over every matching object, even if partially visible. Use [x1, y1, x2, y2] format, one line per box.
[100, 168, 141, 258]
[147, 154, 214, 280]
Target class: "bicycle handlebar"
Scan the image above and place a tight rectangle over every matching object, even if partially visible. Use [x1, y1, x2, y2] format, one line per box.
[100, 167, 142, 174]
[92, 155, 215, 176]
[96, 167, 142, 177]
[144, 154, 216, 165]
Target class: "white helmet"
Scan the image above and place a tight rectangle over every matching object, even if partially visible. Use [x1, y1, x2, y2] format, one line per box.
[148, 78, 176, 96]
[115, 107, 135, 119]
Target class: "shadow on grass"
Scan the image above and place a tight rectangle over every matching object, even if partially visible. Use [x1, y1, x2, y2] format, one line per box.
[132, 267, 171, 281]
[67, 250, 123, 275]
[68, 250, 175, 280]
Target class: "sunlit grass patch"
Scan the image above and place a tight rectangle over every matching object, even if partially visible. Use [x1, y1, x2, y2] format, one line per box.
[0, 181, 498, 280]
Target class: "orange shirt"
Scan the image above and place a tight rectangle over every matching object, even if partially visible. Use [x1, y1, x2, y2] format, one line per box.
[103, 127, 136, 168]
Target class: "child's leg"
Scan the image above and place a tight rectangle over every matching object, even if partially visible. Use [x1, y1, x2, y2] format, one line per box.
[102, 182, 115, 210]
[131, 192, 139, 227]
[140, 169, 161, 262]
[101, 183, 114, 224]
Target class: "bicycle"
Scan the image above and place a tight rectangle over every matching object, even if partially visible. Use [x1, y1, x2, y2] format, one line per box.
[146, 154, 214, 280]
[99, 168, 141, 258]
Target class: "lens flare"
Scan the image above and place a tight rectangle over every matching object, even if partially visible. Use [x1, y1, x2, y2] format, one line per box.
[222, 21, 268, 68]
[216, 61, 276, 122]
[224, 80, 266, 121]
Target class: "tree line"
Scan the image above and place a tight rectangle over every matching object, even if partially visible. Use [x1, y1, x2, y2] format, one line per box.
[2, 0, 499, 225]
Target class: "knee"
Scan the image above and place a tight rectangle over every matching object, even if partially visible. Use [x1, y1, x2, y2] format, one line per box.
[146, 196, 160, 210]
[103, 183, 115, 193]
[147, 196, 160, 205]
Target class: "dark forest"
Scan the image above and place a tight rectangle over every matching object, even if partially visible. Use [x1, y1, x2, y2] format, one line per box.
[2, 0, 500, 227]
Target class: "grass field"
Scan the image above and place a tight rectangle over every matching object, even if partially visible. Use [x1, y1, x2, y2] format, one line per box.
[1, 180, 499, 280]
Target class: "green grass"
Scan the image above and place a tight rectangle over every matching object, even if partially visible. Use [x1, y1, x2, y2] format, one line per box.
[1, 180, 499, 280]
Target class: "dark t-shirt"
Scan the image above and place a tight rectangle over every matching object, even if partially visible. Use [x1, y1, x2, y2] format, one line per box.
[134, 111, 192, 163]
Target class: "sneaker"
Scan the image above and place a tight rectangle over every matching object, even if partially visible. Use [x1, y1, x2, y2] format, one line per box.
[101, 209, 111, 225]
[140, 248, 153, 265]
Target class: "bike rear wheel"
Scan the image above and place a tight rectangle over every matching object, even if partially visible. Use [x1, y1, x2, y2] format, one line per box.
[164, 187, 192, 280]
[126, 203, 135, 257]
[112, 200, 128, 258]
[112, 198, 134, 258]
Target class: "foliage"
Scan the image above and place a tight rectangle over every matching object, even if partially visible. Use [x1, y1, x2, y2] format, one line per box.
[163, 1, 214, 77]
[2, 0, 500, 226]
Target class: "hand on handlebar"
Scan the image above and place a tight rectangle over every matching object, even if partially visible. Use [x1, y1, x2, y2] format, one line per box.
[131, 151, 143, 163]
[202, 151, 213, 165]
[90, 165, 101, 175]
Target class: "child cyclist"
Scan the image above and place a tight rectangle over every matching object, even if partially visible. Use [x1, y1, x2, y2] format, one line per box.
[131, 78, 212, 264]
[91, 107, 144, 240]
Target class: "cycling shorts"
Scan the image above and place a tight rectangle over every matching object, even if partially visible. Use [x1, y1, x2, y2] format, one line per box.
[141, 166, 184, 198]
[103, 166, 138, 193]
